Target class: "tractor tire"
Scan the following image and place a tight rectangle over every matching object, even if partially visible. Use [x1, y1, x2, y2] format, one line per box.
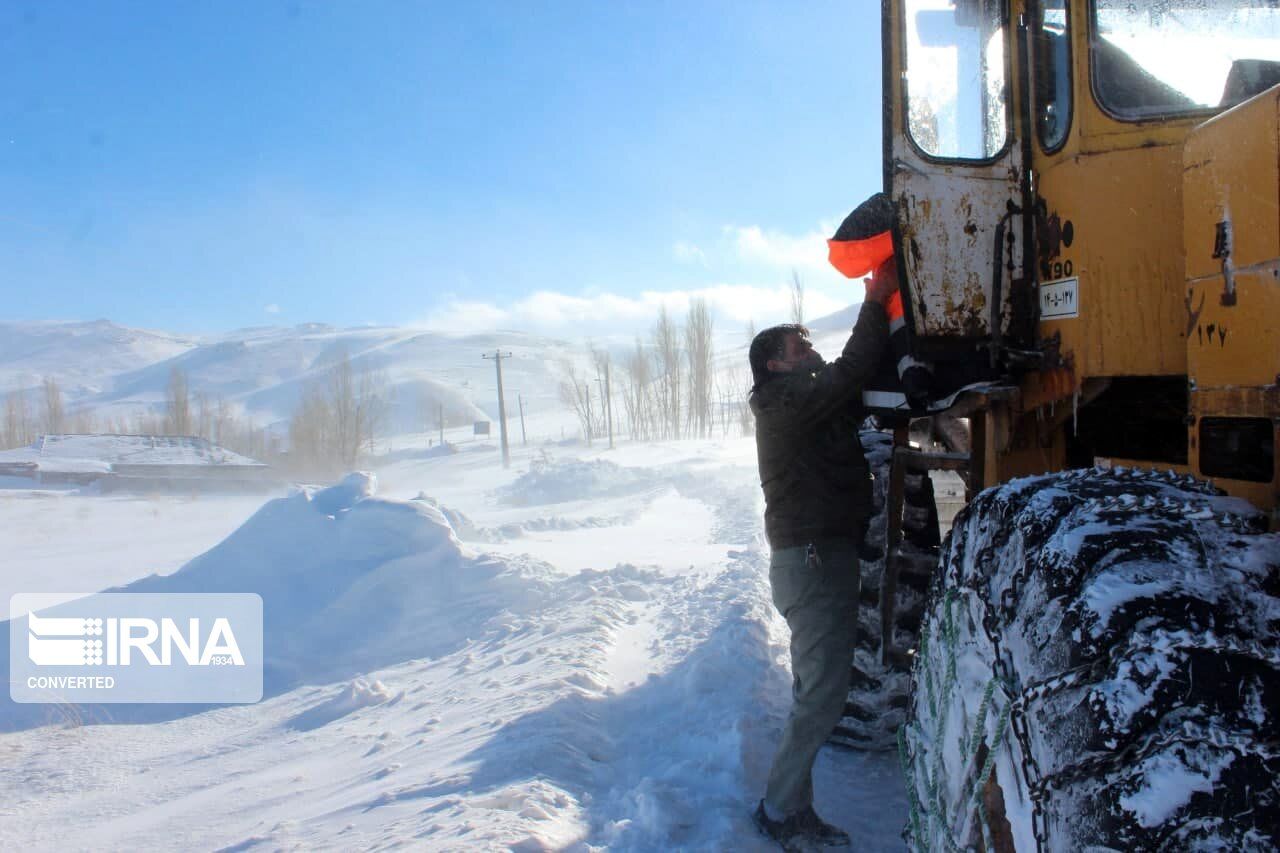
[830, 429, 942, 750]
[902, 467, 1280, 852]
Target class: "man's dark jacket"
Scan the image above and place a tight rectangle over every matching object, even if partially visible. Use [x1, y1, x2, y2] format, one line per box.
[750, 301, 889, 549]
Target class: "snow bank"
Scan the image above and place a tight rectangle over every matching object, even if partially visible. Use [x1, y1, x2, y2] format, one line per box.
[129, 472, 555, 689]
[0, 472, 557, 729]
[411, 492, 481, 540]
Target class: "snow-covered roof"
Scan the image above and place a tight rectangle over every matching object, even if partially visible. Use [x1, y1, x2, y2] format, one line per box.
[0, 434, 266, 472]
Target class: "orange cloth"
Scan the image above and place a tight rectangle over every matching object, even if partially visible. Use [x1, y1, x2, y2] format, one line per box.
[826, 230, 893, 279]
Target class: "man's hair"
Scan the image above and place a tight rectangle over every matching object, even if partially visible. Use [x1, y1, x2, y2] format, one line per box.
[749, 324, 809, 390]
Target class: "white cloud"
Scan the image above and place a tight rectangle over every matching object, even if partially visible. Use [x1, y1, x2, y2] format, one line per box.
[724, 222, 838, 277]
[718, 219, 871, 312]
[264, 303, 281, 314]
[418, 219, 866, 338]
[424, 299, 511, 332]
[417, 284, 847, 338]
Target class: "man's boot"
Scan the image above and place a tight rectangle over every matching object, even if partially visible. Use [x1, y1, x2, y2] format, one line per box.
[753, 800, 851, 850]
[794, 805, 851, 847]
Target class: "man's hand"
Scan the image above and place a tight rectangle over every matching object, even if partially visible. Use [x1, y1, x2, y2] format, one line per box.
[865, 256, 898, 307]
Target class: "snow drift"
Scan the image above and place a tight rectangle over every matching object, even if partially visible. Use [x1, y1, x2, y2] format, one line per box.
[0, 472, 557, 730]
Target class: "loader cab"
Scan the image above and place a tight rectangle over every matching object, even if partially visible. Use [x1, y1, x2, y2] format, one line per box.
[883, 0, 1280, 513]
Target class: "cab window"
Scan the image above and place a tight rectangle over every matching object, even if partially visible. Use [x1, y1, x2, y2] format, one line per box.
[905, 0, 1010, 159]
[1034, 1, 1071, 149]
[1092, 0, 1280, 119]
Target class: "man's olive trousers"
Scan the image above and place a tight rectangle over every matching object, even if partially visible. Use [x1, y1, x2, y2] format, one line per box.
[763, 539, 860, 816]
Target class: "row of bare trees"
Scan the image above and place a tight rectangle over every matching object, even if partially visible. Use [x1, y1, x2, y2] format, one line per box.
[1, 379, 88, 449]
[559, 296, 757, 445]
[288, 352, 389, 475]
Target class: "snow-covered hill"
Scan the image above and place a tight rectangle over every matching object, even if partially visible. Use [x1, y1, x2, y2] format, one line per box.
[0, 304, 860, 439]
[90, 324, 587, 432]
[0, 320, 196, 398]
[0, 320, 597, 434]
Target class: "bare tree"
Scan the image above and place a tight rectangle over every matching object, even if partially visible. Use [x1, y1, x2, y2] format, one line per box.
[165, 366, 192, 435]
[590, 345, 615, 445]
[331, 352, 388, 465]
[620, 337, 654, 441]
[684, 298, 714, 438]
[713, 363, 750, 437]
[727, 363, 754, 436]
[2, 389, 33, 449]
[331, 358, 360, 462]
[213, 396, 235, 446]
[289, 382, 332, 474]
[287, 350, 388, 476]
[652, 305, 682, 440]
[746, 318, 757, 344]
[68, 407, 97, 434]
[41, 377, 64, 435]
[193, 391, 212, 441]
[556, 359, 594, 443]
[789, 268, 805, 326]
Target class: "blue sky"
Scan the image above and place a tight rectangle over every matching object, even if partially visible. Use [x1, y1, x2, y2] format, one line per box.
[2, 1, 884, 335]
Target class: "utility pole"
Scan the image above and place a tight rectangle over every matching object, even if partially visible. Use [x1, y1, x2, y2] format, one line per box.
[583, 383, 593, 445]
[517, 393, 527, 447]
[438, 402, 445, 446]
[482, 351, 512, 468]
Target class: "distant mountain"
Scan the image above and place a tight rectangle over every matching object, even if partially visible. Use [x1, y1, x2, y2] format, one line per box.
[0, 315, 819, 437]
[0, 320, 590, 433]
[805, 301, 863, 333]
[0, 320, 196, 397]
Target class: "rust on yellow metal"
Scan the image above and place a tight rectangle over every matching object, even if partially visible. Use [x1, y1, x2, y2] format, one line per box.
[1036, 144, 1190, 380]
[886, 0, 1026, 342]
[1018, 367, 1078, 412]
[1188, 267, 1280, 389]
[1183, 89, 1280, 281]
[1179, 83, 1279, 516]
[1183, 88, 1280, 392]
[1029, 0, 1207, 380]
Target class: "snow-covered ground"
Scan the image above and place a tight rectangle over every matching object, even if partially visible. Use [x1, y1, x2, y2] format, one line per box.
[0, 435, 909, 851]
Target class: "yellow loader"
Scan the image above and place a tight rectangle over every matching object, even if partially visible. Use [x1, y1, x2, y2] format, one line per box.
[843, 2, 1280, 849]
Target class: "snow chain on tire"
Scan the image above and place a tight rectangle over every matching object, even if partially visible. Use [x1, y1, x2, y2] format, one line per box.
[902, 466, 1280, 852]
[830, 429, 942, 750]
